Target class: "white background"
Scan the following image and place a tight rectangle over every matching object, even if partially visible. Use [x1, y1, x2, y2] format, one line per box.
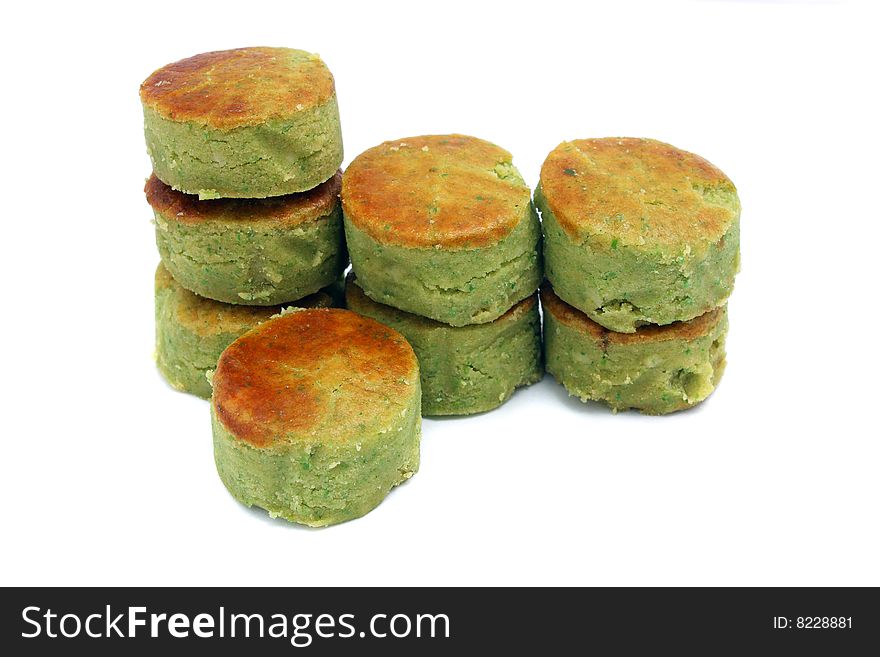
[2, 0, 878, 586]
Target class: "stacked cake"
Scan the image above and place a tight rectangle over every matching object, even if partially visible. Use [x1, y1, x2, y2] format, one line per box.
[341, 134, 544, 416]
[141, 47, 422, 527]
[140, 47, 347, 398]
[536, 138, 740, 414]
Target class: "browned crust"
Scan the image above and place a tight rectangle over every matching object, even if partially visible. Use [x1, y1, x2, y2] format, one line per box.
[139, 47, 335, 129]
[539, 138, 737, 246]
[540, 285, 723, 344]
[342, 134, 530, 248]
[145, 171, 341, 226]
[212, 309, 418, 448]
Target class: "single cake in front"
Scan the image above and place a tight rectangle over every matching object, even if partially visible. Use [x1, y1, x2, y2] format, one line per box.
[210, 309, 421, 527]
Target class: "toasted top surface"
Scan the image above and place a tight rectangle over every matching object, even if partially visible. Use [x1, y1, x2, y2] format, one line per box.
[212, 309, 419, 448]
[146, 171, 341, 227]
[345, 273, 535, 329]
[539, 138, 739, 248]
[140, 47, 335, 129]
[541, 286, 723, 344]
[156, 265, 333, 336]
[342, 135, 531, 249]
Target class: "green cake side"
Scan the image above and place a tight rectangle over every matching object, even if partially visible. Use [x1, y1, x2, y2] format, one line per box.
[346, 276, 543, 415]
[537, 185, 739, 333]
[542, 287, 728, 415]
[148, 173, 347, 306]
[143, 100, 343, 199]
[212, 390, 420, 527]
[343, 205, 541, 326]
[155, 203, 346, 305]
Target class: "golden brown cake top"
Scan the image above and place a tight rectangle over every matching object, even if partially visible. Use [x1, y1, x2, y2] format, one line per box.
[212, 309, 419, 448]
[139, 47, 336, 129]
[342, 135, 531, 249]
[540, 285, 724, 344]
[145, 171, 341, 227]
[539, 138, 739, 248]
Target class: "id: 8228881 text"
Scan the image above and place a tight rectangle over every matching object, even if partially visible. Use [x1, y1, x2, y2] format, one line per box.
[773, 617, 852, 629]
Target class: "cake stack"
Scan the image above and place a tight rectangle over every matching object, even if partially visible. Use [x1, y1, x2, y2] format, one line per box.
[140, 47, 347, 398]
[536, 138, 741, 414]
[340, 134, 544, 416]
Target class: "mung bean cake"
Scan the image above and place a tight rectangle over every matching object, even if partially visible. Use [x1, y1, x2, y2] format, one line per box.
[140, 47, 343, 199]
[542, 285, 727, 415]
[342, 135, 542, 326]
[537, 138, 739, 333]
[147, 171, 346, 305]
[211, 309, 421, 527]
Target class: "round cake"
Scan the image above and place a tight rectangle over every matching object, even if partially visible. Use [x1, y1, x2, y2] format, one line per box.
[541, 285, 728, 415]
[345, 274, 542, 416]
[537, 138, 740, 333]
[211, 309, 421, 526]
[140, 47, 343, 199]
[154, 264, 336, 399]
[147, 171, 346, 305]
[342, 134, 542, 326]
